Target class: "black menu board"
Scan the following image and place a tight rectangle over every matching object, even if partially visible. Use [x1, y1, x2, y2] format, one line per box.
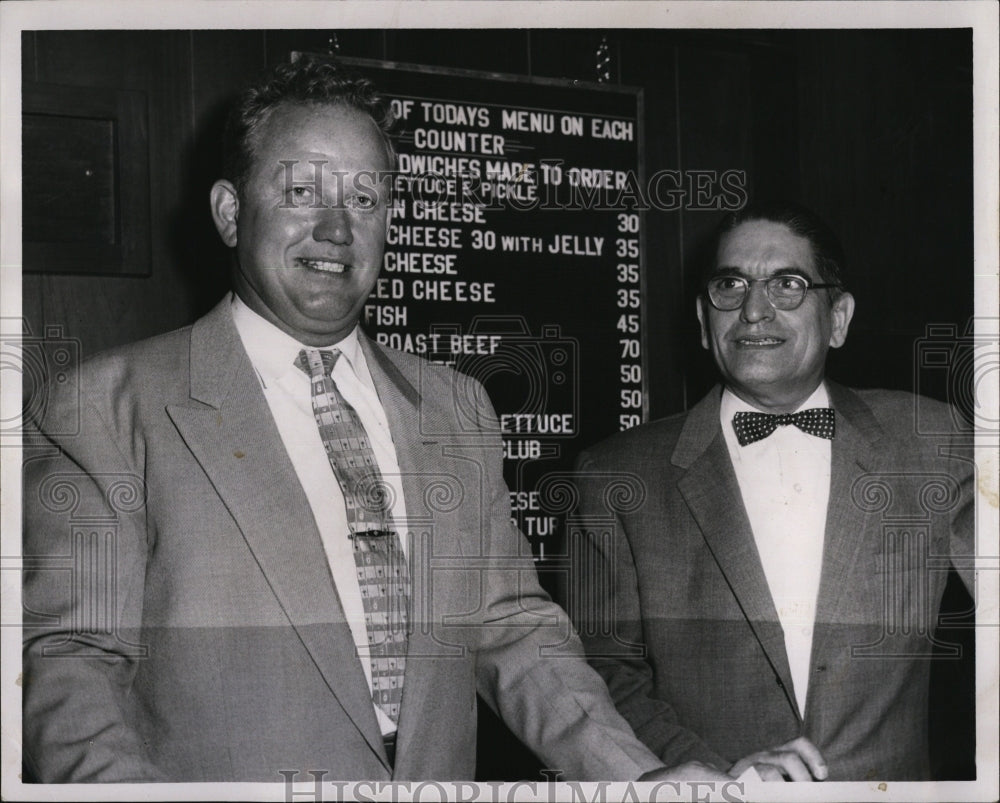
[305, 54, 646, 560]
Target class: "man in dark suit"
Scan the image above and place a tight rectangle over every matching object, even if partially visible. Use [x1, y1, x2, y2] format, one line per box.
[573, 201, 976, 781]
[21, 56, 730, 784]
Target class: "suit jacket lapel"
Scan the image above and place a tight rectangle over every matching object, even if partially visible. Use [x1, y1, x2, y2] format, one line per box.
[811, 382, 881, 653]
[164, 299, 386, 766]
[674, 387, 800, 717]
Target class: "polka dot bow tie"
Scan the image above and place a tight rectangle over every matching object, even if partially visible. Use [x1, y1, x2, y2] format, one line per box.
[732, 408, 836, 446]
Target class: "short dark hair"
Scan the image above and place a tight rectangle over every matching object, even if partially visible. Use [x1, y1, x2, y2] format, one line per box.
[222, 54, 397, 197]
[708, 200, 847, 293]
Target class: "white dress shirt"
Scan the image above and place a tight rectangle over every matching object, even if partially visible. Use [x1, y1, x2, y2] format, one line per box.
[720, 384, 832, 717]
[231, 294, 408, 736]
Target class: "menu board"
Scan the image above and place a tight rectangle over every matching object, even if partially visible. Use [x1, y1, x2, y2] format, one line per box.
[311, 55, 646, 561]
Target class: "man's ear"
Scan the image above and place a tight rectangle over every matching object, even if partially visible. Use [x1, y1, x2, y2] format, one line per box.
[829, 291, 855, 349]
[210, 179, 239, 247]
[695, 295, 711, 350]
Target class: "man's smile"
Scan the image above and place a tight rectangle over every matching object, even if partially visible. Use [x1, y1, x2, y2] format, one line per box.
[297, 257, 348, 274]
[733, 335, 786, 347]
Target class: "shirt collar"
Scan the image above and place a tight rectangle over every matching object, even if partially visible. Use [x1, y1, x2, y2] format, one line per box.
[230, 293, 363, 385]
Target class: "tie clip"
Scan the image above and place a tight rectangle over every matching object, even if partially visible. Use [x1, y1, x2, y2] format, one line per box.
[348, 528, 397, 540]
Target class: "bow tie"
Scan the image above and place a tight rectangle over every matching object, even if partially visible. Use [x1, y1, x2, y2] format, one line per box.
[732, 408, 836, 446]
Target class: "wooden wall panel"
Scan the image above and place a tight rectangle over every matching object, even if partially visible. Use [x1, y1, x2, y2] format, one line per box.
[386, 28, 529, 74]
[795, 30, 973, 398]
[266, 29, 387, 66]
[665, 35, 799, 415]
[185, 31, 268, 315]
[23, 31, 195, 356]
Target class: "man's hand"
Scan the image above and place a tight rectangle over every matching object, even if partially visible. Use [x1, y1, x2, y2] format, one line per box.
[638, 762, 733, 782]
[728, 736, 828, 781]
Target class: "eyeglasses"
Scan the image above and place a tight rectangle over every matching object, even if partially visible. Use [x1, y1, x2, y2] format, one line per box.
[705, 274, 840, 311]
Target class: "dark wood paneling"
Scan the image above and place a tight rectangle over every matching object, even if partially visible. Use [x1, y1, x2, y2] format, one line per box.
[23, 82, 151, 275]
[384, 29, 528, 75]
[21, 30, 37, 82]
[35, 30, 160, 90]
[185, 31, 268, 314]
[23, 114, 116, 244]
[530, 28, 609, 83]
[677, 42, 755, 403]
[796, 30, 973, 400]
[24, 30, 195, 356]
[266, 29, 387, 65]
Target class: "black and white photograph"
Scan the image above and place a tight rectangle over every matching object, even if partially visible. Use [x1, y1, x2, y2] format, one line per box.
[1, 2, 997, 801]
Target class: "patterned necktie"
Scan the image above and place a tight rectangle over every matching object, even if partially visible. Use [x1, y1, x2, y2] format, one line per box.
[732, 408, 836, 446]
[295, 347, 409, 723]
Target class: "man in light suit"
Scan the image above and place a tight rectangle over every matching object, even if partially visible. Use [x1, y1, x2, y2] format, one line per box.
[21, 56, 729, 783]
[573, 201, 976, 781]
